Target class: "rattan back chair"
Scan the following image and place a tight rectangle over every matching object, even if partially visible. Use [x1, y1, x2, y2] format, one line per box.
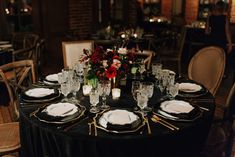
[188, 46, 225, 96]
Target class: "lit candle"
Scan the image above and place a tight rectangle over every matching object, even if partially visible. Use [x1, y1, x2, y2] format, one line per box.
[82, 85, 92, 96]
[112, 88, 121, 100]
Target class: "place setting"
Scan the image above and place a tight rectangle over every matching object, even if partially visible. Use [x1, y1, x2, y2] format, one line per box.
[30, 101, 86, 124]
[21, 87, 61, 104]
[177, 80, 208, 98]
[152, 99, 203, 122]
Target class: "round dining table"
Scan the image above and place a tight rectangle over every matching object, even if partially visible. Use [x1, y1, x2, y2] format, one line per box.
[19, 78, 215, 157]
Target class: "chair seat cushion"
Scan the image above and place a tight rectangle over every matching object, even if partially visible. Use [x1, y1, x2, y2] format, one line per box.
[0, 122, 20, 153]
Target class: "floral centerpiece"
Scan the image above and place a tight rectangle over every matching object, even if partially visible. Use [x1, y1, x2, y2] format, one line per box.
[79, 46, 139, 88]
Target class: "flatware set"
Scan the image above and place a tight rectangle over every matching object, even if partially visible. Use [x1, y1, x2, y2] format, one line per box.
[151, 114, 179, 131]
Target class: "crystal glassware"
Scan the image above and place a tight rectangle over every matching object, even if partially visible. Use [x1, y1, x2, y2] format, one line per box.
[137, 89, 148, 116]
[131, 81, 141, 102]
[140, 81, 154, 112]
[168, 83, 179, 98]
[89, 89, 100, 113]
[98, 80, 111, 110]
[61, 82, 70, 102]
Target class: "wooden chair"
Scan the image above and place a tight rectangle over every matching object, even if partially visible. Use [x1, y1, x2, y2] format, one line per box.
[62, 40, 94, 68]
[188, 46, 225, 96]
[35, 39, 45, 80]
[11, 32, 39, 50]
[0, 60, 36, 120]
[0, 60, 36, 156]
[135, 50, 154, 70]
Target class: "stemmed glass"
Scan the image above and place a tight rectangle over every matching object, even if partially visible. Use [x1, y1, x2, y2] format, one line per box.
[131, 81, 141, 102]
[140, 82, 154, 112]
[70, 75, 81, 102]
[168, 83, 179, 99]
[138, 62, 146, 80]
[136, 89, 148, 116]
[89, 89, 100, 113]
[61, 82, 70, 102]
[98, 80, 111, 110]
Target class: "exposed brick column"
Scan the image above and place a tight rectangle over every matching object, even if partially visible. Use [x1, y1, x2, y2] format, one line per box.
[68, 0, 93, 39]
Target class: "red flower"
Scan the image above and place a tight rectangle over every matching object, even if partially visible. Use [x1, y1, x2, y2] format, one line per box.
[105, 65, 117, 79]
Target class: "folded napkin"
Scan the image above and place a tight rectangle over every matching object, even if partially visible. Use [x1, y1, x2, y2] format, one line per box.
[45, 73, 58, 82]
[99, 109, 139, 128]
[160, 100, 194, 114]
[44, 102, 78, 117]
[25, 88, 55, 98]
[179, 83, 202, 93]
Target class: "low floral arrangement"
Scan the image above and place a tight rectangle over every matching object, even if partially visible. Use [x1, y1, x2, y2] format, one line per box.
[80, 46, 140, 86]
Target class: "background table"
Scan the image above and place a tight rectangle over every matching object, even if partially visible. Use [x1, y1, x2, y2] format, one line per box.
[19, 81, 215, 157]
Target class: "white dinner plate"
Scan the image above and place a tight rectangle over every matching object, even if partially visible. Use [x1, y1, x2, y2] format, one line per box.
[43, 102, 78, 117]
[25, 88, 55, 98]
[179, 83, 202, 93]
[160, 100, 194, 114]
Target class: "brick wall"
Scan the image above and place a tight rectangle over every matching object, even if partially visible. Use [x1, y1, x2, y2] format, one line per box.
[68, 0, 93, 39]
[185, 0, 199, 24]
[161, 0, 172, 19]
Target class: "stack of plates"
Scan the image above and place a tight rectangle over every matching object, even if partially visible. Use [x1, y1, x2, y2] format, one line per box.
[97, 109, 145, 133]
[21, 87, 61, 103]
[154, 100, 202, 122]
[34, 102, 86, 124]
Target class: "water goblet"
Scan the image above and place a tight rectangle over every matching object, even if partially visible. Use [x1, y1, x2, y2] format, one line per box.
[70, 76, 81, 102]
[89, 89, 100, 113]
[61, 82, 70, 102]
[137, 89, 148, 116]
[138, 63, 146, 80]
[140, 81, 154, 112]
[168, 83, 179, 99]
[131, 81, 141, 102]
[98, 80, 111, 110]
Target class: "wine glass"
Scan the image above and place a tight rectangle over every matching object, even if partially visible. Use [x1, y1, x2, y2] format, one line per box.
[70, 76, 81, 102]
[138, 62, 146, 80]
[131, 81, 141, 102]
[168, 83, 179, 99]
[140, 82, 154, 112]
[137, 89, 148, 116]
[61, 82, 70, 102]
[98, 80, 111, 110]
[89, 89, 100, 113]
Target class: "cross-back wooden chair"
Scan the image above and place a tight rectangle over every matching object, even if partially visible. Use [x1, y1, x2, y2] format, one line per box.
[0, 59, 36, 119]
[135, 50, 154, 70]
[188, 46, 225, 96]
[35, 39, 45, 80]
[0, 60, 36, 156]
[11, 32, 39, 50]
[62, 40, 94, 68]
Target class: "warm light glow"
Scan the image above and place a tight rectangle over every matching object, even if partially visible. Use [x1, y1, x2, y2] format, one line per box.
[133, 33, 138, 38]
[149, 19, 154, 22]
[112, 88, 121, 99]
[5, 8, 9, 14]
[121, 34, 126, 38]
